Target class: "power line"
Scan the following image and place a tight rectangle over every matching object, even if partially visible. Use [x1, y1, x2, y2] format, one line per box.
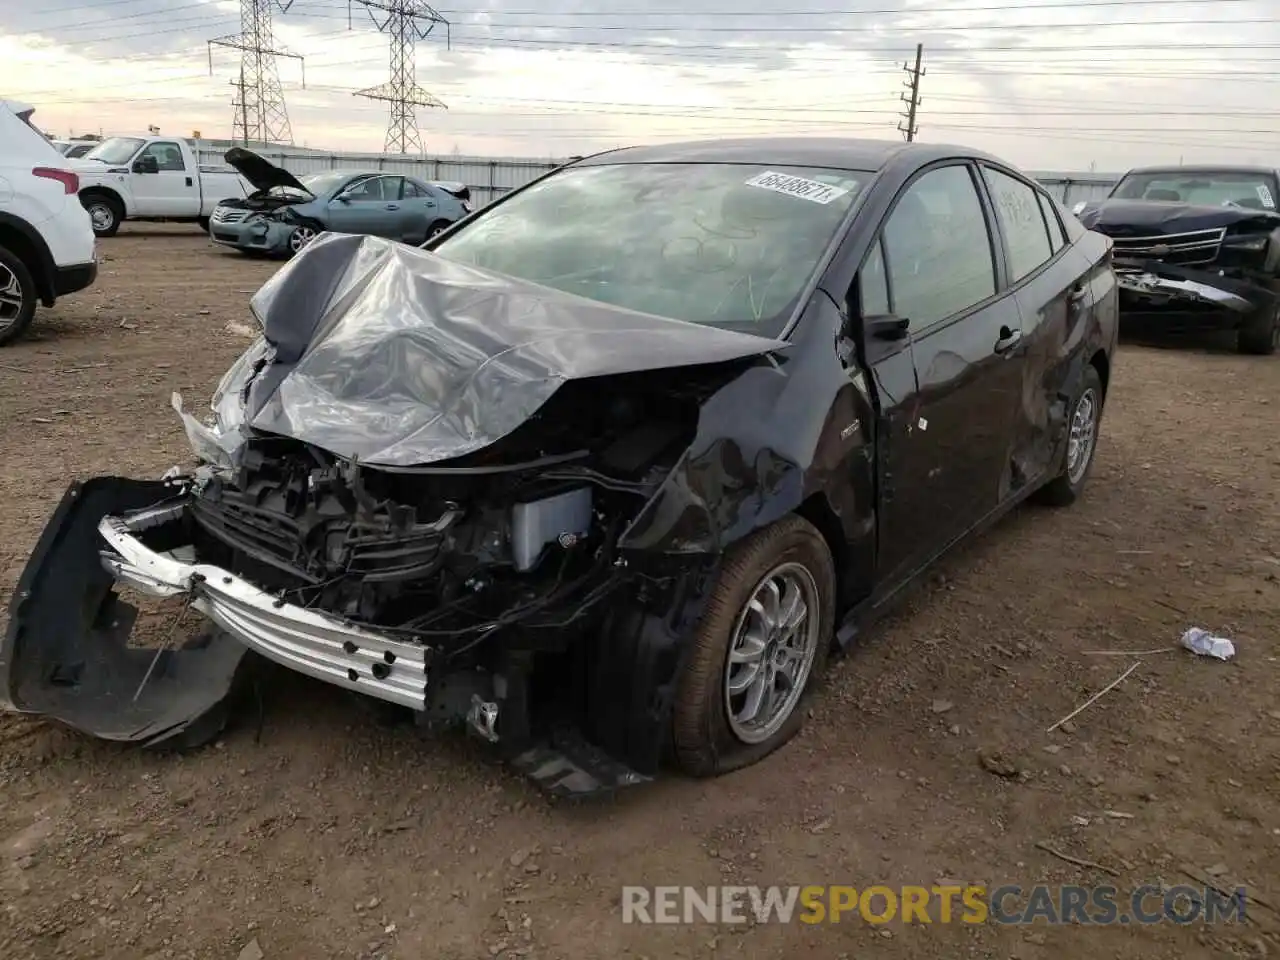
[23, 0, 1266, 18]
[22, 1, 1280, 39]
[21, 27, 1280, 84]
[35, 84, 1280, 124]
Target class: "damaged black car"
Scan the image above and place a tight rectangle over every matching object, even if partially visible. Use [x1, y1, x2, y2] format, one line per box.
[2, 139, 1118, 795]
[1075, 164, 1280, 355]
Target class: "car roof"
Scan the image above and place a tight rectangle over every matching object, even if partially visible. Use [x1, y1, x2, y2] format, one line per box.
[574, 136, 1009, 173]
[1122, 164, 1278, 177]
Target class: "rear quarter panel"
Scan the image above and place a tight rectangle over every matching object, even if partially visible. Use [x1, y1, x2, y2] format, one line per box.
[1010, 224, 1117, 488]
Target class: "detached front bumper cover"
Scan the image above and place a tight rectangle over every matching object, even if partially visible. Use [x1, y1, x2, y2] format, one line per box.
[1, 476, 431, 746]
[1, 478, 246, 746]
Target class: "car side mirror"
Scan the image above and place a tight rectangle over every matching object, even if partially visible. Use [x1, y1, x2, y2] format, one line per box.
[866, 314, 910, 341]
[133, 155, 159, 174]
[334, 193, 351, 204]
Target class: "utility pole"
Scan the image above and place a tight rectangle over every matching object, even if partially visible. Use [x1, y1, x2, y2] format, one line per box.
[352, 0, 450, 156]
[898, 43, 925, 142]
[208, 0, 304, 146]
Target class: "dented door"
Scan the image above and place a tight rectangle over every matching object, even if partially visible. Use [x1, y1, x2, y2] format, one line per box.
[877, 162, 1024, 562]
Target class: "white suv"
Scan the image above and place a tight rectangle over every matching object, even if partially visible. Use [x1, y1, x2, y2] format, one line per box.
[0, 99, 97, 346]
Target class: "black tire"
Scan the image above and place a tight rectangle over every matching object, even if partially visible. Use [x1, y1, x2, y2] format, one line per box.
[197, 217, 210, 233]
[0, 243, 38, 347]
[671, 514, 836, 777]
[1034, 363, 1104, 507]
[1238, 305, 1279, 356]
[284, 220, 322, 258]
[424, 219, 450, 243]
[81, 193, 123, 238]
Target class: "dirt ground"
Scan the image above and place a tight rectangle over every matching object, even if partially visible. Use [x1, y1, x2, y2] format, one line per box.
[1, 225, 1278, 960]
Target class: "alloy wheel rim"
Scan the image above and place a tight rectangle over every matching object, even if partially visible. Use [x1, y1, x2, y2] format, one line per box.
[723, 561, 821, 744]
[290, 226, 316, 252]
[0, 263, 24, 330]
[89, 203, 113, 231]
[1067, 387, 1098, 485]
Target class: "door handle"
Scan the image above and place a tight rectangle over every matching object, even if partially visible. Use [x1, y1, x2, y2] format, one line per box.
[994, 326, 1022, 355]
[185, 176, 193, 187]
[385, 204, 400, 210]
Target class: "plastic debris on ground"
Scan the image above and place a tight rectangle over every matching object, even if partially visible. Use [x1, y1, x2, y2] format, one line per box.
[1180, 627, 1236, 661]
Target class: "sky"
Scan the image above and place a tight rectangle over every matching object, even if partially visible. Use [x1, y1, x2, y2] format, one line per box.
[4, 0, 1280, 171]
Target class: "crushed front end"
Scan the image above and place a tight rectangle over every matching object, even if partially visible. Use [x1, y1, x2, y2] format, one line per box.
[1078, 203, 1280, 351]
[2, 233, 788, 795]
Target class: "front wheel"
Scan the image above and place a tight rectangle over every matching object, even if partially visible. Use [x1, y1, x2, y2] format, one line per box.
[0, 244, 38, 347]
[671, 514, 835, 777]
[286, 222, 320, 256]
[1034, 363, 1104, 507]
[1238, 304, 1279, 356]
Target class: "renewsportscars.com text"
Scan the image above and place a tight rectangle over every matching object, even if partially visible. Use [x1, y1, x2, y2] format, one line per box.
[621, 884, 1247, 926]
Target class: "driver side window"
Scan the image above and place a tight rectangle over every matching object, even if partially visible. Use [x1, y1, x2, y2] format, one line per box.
[140, 141, 185, 171]
[881, 164, 996, 332]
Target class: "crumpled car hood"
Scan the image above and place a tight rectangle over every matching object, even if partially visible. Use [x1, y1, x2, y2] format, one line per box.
[1078, 199, 1280, 235]
[199, 232, 788, 467]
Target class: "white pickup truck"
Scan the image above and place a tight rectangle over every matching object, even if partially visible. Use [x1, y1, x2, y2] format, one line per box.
[72, 136, 253, 237]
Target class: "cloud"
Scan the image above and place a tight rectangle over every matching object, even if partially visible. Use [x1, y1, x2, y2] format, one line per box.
[5, 0, 1280, 169]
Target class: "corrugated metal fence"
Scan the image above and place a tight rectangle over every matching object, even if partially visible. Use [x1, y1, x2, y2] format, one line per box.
[192, 142, 1120, 209]
[194, 143, 562, 208]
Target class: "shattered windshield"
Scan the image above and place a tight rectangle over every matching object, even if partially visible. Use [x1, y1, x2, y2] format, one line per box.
[431, 161, 864, 335]
[1112, 171, 1279, 211]
[83, 137, 146, 164]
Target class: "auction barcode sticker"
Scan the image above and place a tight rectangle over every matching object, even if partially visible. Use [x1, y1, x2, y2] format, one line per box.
[1256, 183, 1275, 209]
[744, 170, 851, 205]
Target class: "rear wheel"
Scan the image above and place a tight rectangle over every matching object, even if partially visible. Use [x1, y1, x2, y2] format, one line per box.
[1238, 304, 1279, 355]
[82, 193, 122, 238]
[0, 245, 38, 347]
[1034, 363, 1103, 506]
[424, 219, 450, 243]
[671, 515, 835, 777]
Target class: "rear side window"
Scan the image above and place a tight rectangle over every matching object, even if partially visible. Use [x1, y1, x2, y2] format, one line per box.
[1038, 193, 1067, 252]
[983, 167, 1054, 282]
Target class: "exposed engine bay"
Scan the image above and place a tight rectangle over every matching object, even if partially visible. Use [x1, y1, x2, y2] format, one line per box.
[183, 367, 711, 651]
